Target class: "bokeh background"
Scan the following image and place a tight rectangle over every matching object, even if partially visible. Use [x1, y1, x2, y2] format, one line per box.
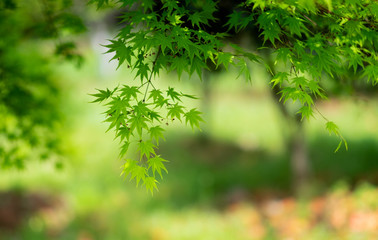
[1, 1, 377, 239]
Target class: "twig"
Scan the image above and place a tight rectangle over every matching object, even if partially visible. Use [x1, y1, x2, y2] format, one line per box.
[143, 46, 161, 101]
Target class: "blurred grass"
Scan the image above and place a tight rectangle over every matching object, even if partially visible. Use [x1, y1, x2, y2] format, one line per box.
[0, 46, 377, 239]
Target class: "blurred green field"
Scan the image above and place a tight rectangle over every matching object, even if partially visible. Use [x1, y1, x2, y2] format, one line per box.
[0, 44, 377, 240]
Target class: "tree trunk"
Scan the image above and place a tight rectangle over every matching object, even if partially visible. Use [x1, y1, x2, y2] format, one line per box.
[267, 59, 311, 195]
[290, 118, 310, 194]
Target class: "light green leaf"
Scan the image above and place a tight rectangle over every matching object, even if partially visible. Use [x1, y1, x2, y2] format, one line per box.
[184, 108, 204, 130]
[138, 140, 156, 159]
[148, 155, 168, 178]
[149, 126, 165, 145]
[167, 103, 185, 121]
[144, 177, 158, 195]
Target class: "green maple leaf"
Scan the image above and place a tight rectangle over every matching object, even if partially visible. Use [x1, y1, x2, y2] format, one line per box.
[326, 121, 340, 135]
[144, 177, 158, 195]
[236, 58, 251, 82]
[274, 48, 293, 65]
[90, 87, 117, 103]
[130, 165, 147, 186]
[308, 80, 327, 99]
[120, 86, 140, 100]
[297, 105, 313, 120]
[261, 26, 281, 46]
[119, 141, 130, 158]
[154, 97, 169, 109]
[155, 33, 173, 54]
[128, 115, 149, 136]
[133, 101, 151, 116]
[148, 111, 162, 122]
[167, 87, 181, 102]
[325, 121, 348, 152]
[216, 52, 233, 70]
[167, 103, 185, 121]
[284, 17, 307, 37]
[270, 72, 289, 87]
[225, 11, 253, 32]
[291, 76, 308, 88]
[148, 155, 168, 178]
[184, 108, 204, 130]
[116, 127, 132, 142]
[189, 57, 207, 79]
[362, 64, 378, 85]
[138, 140, 156, 159]
[148, 89, 164, 102]
[149, 126, 165, 145]
[105, 39, 133, 69]
[120, 159, 138, 178]
[89, 0, 110, 9]
[188, 12, 203, 28]
[171, 57, 189, 80]
[135, 63, 150, 82]
[180, 92, 198, 99]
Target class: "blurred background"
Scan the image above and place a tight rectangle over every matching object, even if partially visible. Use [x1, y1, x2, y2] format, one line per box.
[0, 0, 377, 239]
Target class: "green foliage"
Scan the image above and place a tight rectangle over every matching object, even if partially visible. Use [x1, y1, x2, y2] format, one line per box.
[89, 0, 377, 192]
[91, 82, 203, 192]
[0, 0, 84, 168]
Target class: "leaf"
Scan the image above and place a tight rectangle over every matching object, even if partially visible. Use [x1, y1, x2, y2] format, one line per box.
[130, 165, 147, 186]
[120, 159, 138, 178]
[149, 126, 165, 145]
[90, 88, 116, 103]
[89, 0, 110, 9]
[308, 80, 327, 99]
[167, 103, 185, 121]
[216, 52, 233, 70]
[283, 16, 307, 37]
[184, 108, 204, 130]
[167, 87, 181, 102]
[144, 177, 158, 195]
[188, 12, 203, 28]
[148, 89, 164, 102]
[119, 141, 130, 158]
[104, 39, 133, 69]
[274, 48, 293, 65]
[326, 121, 340, 135]
[291, 76, 308, 88]
[362, 64, 378, 85]
[148, 155, 168, 178]
[133, 101, 151, 116]
[116, 127, 132, 142]
[148, 111, 162, 122]
[171, 56, 189, 79]
[120, 86, 140, 100]
[236, 58, 251, 82]
[189, 57, 207, 79]
[135, 63, 150, 82]
[128, 115, 149, 136]
[270, 72, 289, 87]
[297, 105, 313, 120]
[180, 92, 198, 99]
[325, 121, 348, 152]
[138, 140, 156, 159]
[105, 96, 129, 118]
[155, 32, 173, 54]
[225, 11, 254, 32]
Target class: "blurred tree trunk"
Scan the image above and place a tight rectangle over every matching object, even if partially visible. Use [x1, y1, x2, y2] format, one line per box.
[290, 116, 310, 193]
[267, 58, 311, 195]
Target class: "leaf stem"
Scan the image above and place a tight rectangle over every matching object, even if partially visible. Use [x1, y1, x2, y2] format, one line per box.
[143, 46, 161, 101]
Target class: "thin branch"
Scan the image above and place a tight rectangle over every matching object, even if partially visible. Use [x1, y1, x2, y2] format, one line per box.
[143, 46, 161, 101]
[303, 14, 317, 27]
